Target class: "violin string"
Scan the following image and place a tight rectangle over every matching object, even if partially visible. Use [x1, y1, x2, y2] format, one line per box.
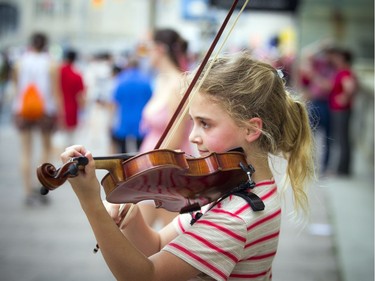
[162, 0, 250, 149]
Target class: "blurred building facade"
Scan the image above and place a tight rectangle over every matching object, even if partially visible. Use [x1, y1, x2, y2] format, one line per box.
[0, 0, 373, 60]
[0, 0, 152, 54]
[0, 0, 373, 164]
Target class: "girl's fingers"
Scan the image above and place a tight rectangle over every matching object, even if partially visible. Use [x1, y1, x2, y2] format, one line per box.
[102, 202, 135, 226]
[60, 145, 91, 164]
[103, 201, 122, 224]
[119, 204, 137, 229]
[61, 149, 82, 162]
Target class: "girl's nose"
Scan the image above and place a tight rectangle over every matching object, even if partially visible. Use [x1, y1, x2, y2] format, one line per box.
[189, 128, 201, 145]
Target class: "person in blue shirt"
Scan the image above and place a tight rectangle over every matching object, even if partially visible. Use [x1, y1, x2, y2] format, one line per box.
[109, 57, 152, 154]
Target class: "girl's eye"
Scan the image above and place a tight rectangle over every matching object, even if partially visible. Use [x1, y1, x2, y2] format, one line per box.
[200, 120, 209, 129]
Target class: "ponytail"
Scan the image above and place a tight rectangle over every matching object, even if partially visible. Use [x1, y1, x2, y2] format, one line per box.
[281, 94, 315, 216]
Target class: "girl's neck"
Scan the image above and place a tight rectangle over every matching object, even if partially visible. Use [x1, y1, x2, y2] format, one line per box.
[244, 148, 273, 183]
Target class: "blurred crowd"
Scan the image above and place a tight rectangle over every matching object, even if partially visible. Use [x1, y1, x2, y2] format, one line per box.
[0, 29, 360, 228]
[299, 41, 358, 177]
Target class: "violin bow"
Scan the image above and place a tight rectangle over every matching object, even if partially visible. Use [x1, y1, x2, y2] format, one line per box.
[155, 0, 250, 149]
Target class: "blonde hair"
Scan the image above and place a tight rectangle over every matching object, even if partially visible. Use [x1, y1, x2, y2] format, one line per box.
[190, 52, 315, 216]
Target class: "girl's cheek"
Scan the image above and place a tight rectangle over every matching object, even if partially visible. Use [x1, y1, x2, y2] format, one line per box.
[205, 136, 229, 152]
[207, 130, 241, 152]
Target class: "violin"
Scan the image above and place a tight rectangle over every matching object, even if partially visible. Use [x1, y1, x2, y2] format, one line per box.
[36, 0, 252, 214]
[37, 149, 252, 213]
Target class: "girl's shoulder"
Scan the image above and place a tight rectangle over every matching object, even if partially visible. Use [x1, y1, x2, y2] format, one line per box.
[174, 179, 280, 233]
[208, 179, 280, 221]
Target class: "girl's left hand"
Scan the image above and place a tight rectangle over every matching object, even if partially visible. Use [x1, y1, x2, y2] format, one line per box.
[60, 145, 102, 208]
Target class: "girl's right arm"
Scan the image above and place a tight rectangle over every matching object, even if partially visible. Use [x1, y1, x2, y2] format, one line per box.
[61, 145, 200, 281]
[105, 202, 179, 257]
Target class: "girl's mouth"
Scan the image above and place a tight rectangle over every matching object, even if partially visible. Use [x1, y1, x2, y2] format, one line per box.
[198, 149, 210, 156]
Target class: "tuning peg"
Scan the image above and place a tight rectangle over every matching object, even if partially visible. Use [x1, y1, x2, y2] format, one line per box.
[40, 186, 49, 195]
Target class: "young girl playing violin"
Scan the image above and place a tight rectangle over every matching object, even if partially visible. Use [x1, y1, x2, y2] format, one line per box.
[60, 52, 315, 281]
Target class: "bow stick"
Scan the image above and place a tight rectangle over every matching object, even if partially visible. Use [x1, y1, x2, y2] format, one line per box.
[155, 0, 250, 149]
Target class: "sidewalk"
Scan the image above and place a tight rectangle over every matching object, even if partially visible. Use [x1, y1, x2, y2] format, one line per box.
[0, 113, 373, 281]
[324, 173, 374, 281]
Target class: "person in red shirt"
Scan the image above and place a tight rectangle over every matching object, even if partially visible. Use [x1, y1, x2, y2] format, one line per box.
[327, 47, 357, 176]
[59, 49, 86, 145]
[299, 45, 335, 175]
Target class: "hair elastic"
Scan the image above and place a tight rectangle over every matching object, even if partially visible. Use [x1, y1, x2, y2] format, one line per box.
[276, 69, 284, 79]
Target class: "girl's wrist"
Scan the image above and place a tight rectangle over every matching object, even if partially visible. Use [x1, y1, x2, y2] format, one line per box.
[79, 194, 104, 213]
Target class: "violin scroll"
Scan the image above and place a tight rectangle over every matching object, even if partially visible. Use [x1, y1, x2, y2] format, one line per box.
[37, 157, 89, 193]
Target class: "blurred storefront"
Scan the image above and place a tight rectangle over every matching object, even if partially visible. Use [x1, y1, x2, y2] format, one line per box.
[0, 0, 373, 163]
[0, 0, 373, 59]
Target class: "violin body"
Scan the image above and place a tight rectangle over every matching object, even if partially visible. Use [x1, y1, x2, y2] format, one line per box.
[37, 149, 249, 213]
[100, 149, 248, 212]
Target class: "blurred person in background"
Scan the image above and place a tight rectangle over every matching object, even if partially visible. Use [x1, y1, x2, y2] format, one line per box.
[57, 48, 86, 148]
[299, 44, 335, 175]
[327, 46, 358, 176]
[108, 64, 122, 153]
[109, 56, 152, 154]
[85, 52, 114, 105]
[137, 28, 194, 229]
[82, 52, 114, 152]
[0, 51, 12, 122]
[12, 32, 60, 206]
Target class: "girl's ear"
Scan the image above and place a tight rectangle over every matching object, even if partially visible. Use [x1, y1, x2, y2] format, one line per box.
[245, 117, 263, 142]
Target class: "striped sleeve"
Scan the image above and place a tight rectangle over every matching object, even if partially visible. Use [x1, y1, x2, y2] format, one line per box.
[163, 179, 281, 281]
[163, 205, 247, 281]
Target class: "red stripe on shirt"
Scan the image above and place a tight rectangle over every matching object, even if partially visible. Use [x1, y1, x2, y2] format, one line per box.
[177, 216, 186, 233]
[234, 203, 250, 215]
[247, 251, 277, 260]
[245, 231, 280, 248]
[168, 242, 228, 280]
[211, 207, 244, 219]
[229, 269, 270, 279]
[260, 186, 278, 201]
[247, 208, 281, 231]
[212, 196, 253, 216]
[196, 219, 246, 243]
[185, 231, 238, 262]
[255, 180, 275, 187]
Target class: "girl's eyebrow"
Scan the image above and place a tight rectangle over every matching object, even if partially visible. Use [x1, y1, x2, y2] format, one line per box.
[194, 116, 211, 122]
[189, 111, 213, 122]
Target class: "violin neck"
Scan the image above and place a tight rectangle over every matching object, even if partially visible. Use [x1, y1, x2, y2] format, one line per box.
[93, 158, 124, 183]
[93, 152, 137, 161]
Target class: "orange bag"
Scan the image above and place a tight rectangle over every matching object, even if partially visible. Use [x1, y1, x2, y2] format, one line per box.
[19, 83, 45, 120]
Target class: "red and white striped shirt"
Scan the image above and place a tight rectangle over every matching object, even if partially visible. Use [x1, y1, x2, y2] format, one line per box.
[163, 179, 281, 281]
